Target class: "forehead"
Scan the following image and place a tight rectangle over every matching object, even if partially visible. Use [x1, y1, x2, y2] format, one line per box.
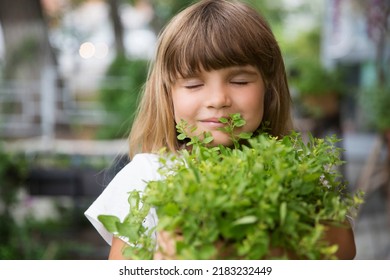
[165, 39, 260, 83]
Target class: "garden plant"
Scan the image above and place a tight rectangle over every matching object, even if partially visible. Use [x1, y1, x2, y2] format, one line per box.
[99, 114, 363, 259]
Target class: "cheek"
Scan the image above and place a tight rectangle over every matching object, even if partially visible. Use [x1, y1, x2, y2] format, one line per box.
[172, 99, 186, 123]
[172, 88, 204, 122]
[244, 90, 265, 130]
[171, 90, 181, 120]
[172, 93, 194, 124]
[246, 111, 263, 133]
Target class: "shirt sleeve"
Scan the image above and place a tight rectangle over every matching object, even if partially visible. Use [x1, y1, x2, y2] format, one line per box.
[84, 153, 162, 245]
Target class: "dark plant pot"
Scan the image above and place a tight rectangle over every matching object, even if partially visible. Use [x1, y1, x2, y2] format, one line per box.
[301, 92, 340, 119]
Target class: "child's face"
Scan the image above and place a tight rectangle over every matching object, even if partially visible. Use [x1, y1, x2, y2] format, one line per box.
[172, 65, 265, 147]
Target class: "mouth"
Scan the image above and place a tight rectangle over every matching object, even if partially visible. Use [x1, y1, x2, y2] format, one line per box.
[199, 117, 228, 128]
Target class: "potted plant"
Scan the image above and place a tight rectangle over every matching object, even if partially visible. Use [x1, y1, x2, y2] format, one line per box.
[289, 59, 345, 120]
[98, 114, 363, 260]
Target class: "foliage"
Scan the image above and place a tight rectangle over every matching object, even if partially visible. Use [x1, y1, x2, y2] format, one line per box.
[98, 114, 363, 259]
[0, 142, 28, 214]
[289, 60, 345, 119]
[283, 27, 345, 119]
[97, 55, 148, 139]
[0, 143, 42, 259]
[359, 84, 390, 132]
[149, 0, 195, 32]
[0, 204, 94, 260]
[283, 25, 322, 61]
[289, 59, 345, 97]
[148, 0, 287, 39]
[246, 0, 291, 31]
[0, 144, 100, 259]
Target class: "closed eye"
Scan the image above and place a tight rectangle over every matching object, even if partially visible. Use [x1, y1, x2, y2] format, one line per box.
[184, 84, 203, 89]
[231, 81, 249, 85]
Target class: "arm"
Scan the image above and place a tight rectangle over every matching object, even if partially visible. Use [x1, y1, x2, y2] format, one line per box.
[108, 237, 128, 260]
[109, 231, 176, 260]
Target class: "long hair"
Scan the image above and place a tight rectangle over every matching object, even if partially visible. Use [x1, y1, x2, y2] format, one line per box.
[129, 0, 292, 159]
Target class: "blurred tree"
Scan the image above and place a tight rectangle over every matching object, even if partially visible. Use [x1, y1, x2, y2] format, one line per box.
[147, 0, 287, 34]
[148, 0, 194, 32]
[247, 0, 287, 27]
[97, 56, 148, 139]
[0, 0, 56, 80]
[108, 0, 126, 56]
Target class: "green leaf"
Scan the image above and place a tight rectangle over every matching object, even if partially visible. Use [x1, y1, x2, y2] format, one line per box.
[238, 132, 253, 139]
[117, 222, 140, 242]
[203, 136, 214, 144]
[231, 113, 241, 120]
[280, 202, 287, 225]
[234, 119, 246, 127]
[233, 215, 258, 226]
[219, 117, 229, 123]
[198, 244, 217, 259]
[177, 133, 187, 140]
[128, 191, 141, 212]
[98, 215, 120, 233]
[162, 202, 180, 216]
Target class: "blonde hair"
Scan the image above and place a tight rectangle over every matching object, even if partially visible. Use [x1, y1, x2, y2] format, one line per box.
[129, 0, 292, 159]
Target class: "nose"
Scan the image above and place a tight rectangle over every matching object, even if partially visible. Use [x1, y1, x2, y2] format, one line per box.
[206, 84, 232, 109]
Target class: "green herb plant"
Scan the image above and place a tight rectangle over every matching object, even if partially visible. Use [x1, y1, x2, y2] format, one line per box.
[98, 113, 363, 260]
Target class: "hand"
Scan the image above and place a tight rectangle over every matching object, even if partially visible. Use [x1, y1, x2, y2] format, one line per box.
[153, 231, 179, 260]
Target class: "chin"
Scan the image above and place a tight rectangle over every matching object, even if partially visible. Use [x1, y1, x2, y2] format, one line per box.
[208, 132, 234, 147]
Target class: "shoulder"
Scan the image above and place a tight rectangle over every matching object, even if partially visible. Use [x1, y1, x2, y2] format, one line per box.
[130, 153, 162, 168]
[110, 153, 163, 188]
[84, 153, 162, 245]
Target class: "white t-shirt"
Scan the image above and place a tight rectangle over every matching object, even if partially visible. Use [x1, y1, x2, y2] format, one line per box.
[84, 153, 163, 245]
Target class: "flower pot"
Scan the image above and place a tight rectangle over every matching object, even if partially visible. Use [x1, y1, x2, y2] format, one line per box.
[301, 92, 340, 119]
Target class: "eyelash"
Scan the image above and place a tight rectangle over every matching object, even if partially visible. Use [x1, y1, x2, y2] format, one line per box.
[184, 77, 249, 90]
[184, 81, 249, 89]
[184, 84, 203, 89]
[231, 81, 249, 85]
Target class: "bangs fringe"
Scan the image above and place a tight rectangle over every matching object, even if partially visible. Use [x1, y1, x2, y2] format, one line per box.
[163, 2, 269, 83]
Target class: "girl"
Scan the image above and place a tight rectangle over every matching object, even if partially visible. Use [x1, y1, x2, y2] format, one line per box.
[85, 0, 356, 259]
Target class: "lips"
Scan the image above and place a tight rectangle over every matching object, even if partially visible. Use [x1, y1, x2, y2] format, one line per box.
[199, 117, 227, 128]
[201, 117, 222, 123]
